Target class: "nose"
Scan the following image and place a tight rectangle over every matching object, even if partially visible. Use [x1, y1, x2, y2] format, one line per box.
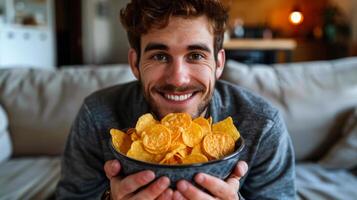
[166, 58, 190, 87]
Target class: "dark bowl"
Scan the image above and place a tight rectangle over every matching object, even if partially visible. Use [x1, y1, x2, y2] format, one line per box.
[109, 137, 245, 188]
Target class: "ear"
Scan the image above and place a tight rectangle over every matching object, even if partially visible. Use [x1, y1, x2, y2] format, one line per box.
[128, 48, 140, 80]
[215, 49, 226, 79]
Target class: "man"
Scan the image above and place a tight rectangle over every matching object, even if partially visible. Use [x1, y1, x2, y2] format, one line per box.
[56, 0, 296, 199]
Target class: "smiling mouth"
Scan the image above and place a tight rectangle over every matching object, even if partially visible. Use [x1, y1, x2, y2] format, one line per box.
[164, 93, 193, 102]
[155, 84, 204, 103]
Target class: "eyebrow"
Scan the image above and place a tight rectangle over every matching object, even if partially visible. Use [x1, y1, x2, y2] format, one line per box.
[187, 43, 211, 53]
[144, 43, 169, 52]
[143, 42, 212, 53]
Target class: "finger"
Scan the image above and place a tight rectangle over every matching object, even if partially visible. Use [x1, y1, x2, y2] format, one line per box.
[176, 180, 213, 200]
[156, 188, 173, 200]
[134, 176, 170, 199]
[173, 190, 188, 200]
[195, 173, 237, 199]
[226, 161, 248, 193]
[231, 161, 248, 178]
[226, 177, 240, 193]
[104, 160, 121, 179]
[112, 170, 155, 199]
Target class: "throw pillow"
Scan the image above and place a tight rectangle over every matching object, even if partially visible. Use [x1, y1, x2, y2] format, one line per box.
[0, 104, 12, 163]
[319, 107, 357, 169]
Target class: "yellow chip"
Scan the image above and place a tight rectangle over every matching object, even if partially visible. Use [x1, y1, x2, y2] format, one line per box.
[182, 122, 203, 147]
[130, 131, 140, 141]
[160, 154, 181, 165]
[212, 117, 240, 141]
[126, 128, 140, 141]
[110, 128, 132, 154]
[162, 113, 192, 141]
[173, 143, 188, 158]
[160, 144, 186, 164]
[111, 113, 241, 165]
[170, 136, 185, 149]
[191, 143, 203, 154]
[182, 153, 208, 164]
[135, 113, 158, 134]
[193, 117, 211, 137]
[202, 133, 235, 159]
[208, 117, 213, 126]
[127, 141, 162, 163]
[142, 124, 171, 154]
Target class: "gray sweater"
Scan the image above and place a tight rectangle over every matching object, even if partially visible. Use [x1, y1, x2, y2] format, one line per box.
[56, 80, 296, 199]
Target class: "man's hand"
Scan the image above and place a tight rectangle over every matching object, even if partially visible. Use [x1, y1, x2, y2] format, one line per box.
[173, 161, 248, 200]
[104, 160, 173, 200]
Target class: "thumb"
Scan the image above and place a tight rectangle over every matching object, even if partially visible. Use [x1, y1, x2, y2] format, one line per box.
[104, 159, 121, 180]
[231, 161, 248, 179]
[227, 161, 248, 191]
[233, 161, 248, 177]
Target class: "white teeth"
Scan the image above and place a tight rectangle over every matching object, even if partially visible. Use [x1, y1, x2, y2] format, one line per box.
[165, 93, 193, 101]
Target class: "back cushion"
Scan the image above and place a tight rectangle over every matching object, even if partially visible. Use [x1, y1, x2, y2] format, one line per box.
[222, 58, 357, 161]
[0, 65, 135, 156]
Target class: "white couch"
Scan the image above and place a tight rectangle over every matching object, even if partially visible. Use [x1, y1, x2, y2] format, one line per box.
[1, 58, 357, 199]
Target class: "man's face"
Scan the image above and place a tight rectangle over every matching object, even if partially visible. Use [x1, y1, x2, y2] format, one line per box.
[129, 16, 225, 119]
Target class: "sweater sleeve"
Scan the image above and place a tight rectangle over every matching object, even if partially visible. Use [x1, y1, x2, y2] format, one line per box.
[56, 103, 108, 199]
[240, 112, 296, 199]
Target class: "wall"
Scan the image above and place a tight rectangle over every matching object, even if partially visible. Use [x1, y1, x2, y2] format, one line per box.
[82, 0, 129, 65]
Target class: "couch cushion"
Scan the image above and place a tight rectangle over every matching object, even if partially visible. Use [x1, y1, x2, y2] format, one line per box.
[0, 157, 61, 199]
[0, 65, 135, 156]
[296, 163, 357, 200]
[0, 104, 12, 163]
[319, 107, 357, 169]
[222, 58, 357, 161]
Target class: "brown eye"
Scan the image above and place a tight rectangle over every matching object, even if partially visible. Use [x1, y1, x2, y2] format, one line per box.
[152, 54, 169, 62]
[188, 53, 204, 61]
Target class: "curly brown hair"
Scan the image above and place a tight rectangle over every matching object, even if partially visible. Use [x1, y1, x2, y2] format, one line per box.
[120, 0, 228, 62]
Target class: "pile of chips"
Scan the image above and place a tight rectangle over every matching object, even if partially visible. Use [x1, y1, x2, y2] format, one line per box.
[110, 113, 240, 165]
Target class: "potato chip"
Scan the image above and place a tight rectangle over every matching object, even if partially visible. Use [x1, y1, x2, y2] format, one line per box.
[182, 153, 208, 164]
[110, 128, 132, 154]
[127, 128, 136, 134]
[182, 122, 203, 147]
[172, 143, 188, 158]
[170, 136, 185, 149]
[126, 128, 140, 141]
[208, 117, 213, 126]
[142, 124, 171, 154]
[212, 117, 240, 141]
[110, 113, 241, 165]
[162, 113, 192, 141]
[127, 141, 162, 163]
[160, 144, 187, 164]
[193, 117, 211, 137]
[191, 143, 203, 154]
[130, 131, 140, 141]
[202, 133, 235, 159]
[160, 154, 181, 165]
[135, 113, 158, 134]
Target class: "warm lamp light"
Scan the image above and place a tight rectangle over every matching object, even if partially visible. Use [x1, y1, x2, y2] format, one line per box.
[289, 11, 303, 25]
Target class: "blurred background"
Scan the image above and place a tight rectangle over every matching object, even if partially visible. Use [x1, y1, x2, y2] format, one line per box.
[0, 0, 356, 67]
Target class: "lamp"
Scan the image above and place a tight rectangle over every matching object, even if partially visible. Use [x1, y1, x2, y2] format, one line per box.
[289, 6, 304, 25]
